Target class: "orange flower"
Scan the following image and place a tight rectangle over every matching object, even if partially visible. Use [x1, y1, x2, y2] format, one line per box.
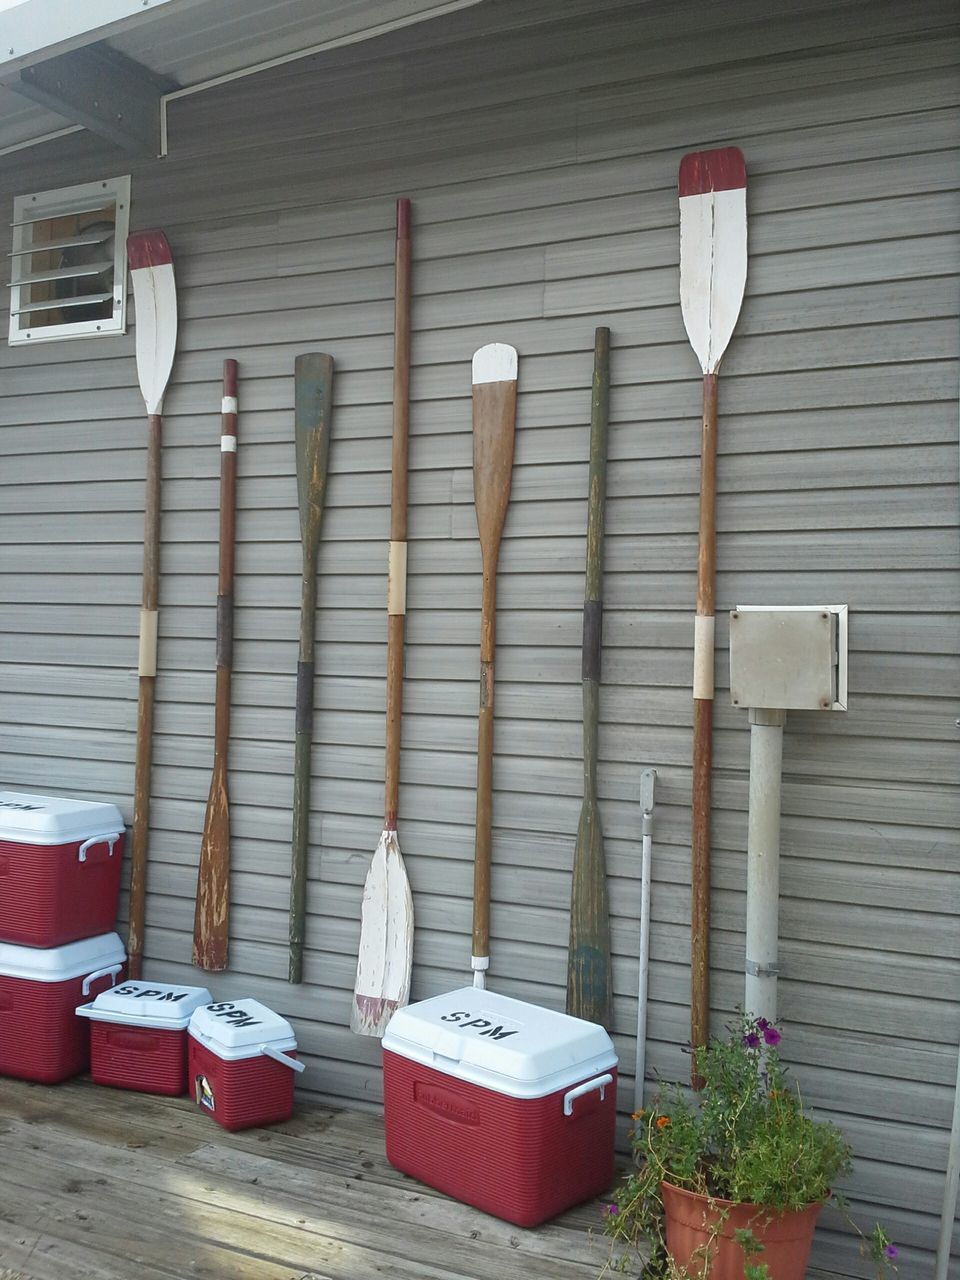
[631, 1110, 645, 1120]
[656, 1115, 671, 1129]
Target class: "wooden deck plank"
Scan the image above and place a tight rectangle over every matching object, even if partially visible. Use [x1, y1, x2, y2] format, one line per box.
[0, 1079, 612, 1280]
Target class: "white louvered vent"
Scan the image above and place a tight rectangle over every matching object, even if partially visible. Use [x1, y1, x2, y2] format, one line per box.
[8, 175, 131, 345]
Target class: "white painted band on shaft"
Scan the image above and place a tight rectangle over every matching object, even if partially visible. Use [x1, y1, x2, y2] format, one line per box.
[387, 541, 407, 615]
[220, 436, 237, 452]
[138, 609, 158, 677]
[471, 955, 489, 970]
[221, 396, 238, 414]
[693, 614, 715, 700]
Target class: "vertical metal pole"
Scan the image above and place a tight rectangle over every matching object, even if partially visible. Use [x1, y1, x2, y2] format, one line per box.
[635, 768, 656, 1115]
[744, 707, 785, 1023]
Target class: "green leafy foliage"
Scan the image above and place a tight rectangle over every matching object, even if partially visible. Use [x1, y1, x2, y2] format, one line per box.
[601, 1013, 897, 1280]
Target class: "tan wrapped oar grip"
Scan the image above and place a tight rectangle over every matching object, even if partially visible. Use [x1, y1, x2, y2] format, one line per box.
[693, 614, 715, 700]
[138, 609, 158, 677]
[387, 540, 407, 615]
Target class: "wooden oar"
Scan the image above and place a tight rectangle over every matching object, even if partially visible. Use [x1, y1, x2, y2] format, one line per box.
[193, 359, 239, 972]
[566, 326, 612, 1028]
[289, 353, 334, 984]
[470, 342, 518, 989]
[679, 146, 748, 1077]
[352, 199, 415, 1037]
[126, 229, 177, 981]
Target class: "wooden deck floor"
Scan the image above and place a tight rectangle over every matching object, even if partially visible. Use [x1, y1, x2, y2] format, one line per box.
[0, 1077, 614, 1280]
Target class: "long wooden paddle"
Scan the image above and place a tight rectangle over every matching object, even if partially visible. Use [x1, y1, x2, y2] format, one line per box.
[352, 200, 415, 1035]
[679, 146, 748, 1077]
[126, 229, 177, 981]
[193, 359, 239, 972]
[470, 342, 518, 989]
[289, 353, 334, 984]
[566, 326, 612, 1028]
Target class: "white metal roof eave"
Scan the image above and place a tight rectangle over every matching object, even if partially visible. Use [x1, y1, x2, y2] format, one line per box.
[0, 0, 206, 74]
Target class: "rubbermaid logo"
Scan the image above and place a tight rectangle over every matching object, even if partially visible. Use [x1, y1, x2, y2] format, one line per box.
[415, 1083, 480, 1126]
[0, 800, 43, 811]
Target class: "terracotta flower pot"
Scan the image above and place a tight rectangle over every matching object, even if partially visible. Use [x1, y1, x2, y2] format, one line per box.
[661, 1180, 822, 1279]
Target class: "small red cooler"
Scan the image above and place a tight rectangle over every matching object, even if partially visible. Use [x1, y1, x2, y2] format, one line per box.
[0, 790, 125, 947]
[77, 979, 213, 1096]
[187, 999, 305, 1131]
[382, 987, 618, 1227]
[0, 931, 126, 1083]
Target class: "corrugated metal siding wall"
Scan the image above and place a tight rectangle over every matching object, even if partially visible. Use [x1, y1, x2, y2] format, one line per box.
[0, 0, 957, 1273]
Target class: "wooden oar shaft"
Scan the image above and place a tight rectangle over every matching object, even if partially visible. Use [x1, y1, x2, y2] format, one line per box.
[193, 360, 238, 972]
[128, 410, 162, 980]
[385, 199, 412, 827]
[470, 353, 517, 982]
[567, 328, 612, 1027]
[289, 353, 334, 985]
[691, 371, 718, 1076]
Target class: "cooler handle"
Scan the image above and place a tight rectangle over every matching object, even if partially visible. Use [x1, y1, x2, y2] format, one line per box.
[82, 963, 123, 996]
[78, 832, 122, 863]
[563, 1072, 613, 1116]
[260, 1043, 306, 1074]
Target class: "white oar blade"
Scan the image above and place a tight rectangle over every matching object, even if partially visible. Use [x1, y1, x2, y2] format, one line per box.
[351, 828, 414, 1037]
[679, 147, 747, 375]
[472, 342, 517, 385]
[128, 230, 177, 415]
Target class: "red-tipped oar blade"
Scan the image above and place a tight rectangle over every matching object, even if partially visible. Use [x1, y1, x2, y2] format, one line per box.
[127, 230, 177, 416]
[679, 147, 747, 375]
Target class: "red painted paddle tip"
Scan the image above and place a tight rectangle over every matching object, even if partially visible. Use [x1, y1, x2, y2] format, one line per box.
[678, 147, 746, 197]
[223, 358, 238, 396]
[126, 230, 173, 270]
[396, 197, 411, 238]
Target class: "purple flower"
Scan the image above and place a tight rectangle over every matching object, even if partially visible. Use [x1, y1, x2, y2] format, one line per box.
[743, 1032, 761, 1049]
[884, 1244, 898, 1259]
[604, 1203, 619, 1217]
[756, 1017, 770, 1030]
[762, 1025, 782, 1047]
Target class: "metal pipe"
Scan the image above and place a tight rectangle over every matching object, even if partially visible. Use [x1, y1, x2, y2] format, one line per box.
[935, 1033, 960, 1277]
[635, 768, 656, 1114]
[744, 707, 785, 1023]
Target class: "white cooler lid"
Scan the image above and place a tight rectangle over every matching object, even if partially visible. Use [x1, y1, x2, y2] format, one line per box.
[382, 987, 617, 1099]
[0, 790, 124, 845]
[0, 931, 126, 983]
[188, 999, 298, 1062]
[77, 980, 212, 1031]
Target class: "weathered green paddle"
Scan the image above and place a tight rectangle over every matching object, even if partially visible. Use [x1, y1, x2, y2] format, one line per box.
[566, 327, 612, 1028]
[289, 353, 334, 984]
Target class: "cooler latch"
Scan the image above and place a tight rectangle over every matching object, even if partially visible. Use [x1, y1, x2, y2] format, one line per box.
[563, 1072, 614, 1116]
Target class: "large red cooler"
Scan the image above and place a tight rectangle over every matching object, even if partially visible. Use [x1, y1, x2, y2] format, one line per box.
[0, 790, 125, 947]
[0, 931, 126, 1083]
[382, 987, 618, 1227]
[77, 979, 213, 1096]
[187, 999, 305, 1131]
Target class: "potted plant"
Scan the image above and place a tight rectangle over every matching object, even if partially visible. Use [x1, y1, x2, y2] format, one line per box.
[602, 1012, 899, 1279]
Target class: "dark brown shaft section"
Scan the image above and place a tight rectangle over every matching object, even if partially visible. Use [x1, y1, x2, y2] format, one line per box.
[691, 371, 719, 1084]
[194, 360, 239, 972]
[471, 375, 517, 966]
[385, 198, 412, 829]
[128, 410, 162, 980]
[567, 327, 612, 1027]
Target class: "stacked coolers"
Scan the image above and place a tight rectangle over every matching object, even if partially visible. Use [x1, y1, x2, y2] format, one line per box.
[0, 791, 127, 1083]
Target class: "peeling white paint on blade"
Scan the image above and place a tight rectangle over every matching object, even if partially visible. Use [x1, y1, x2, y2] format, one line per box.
[679, 185, 747, 375]
[127, 231, 177, 415]
[351, 828, 414, 1037]
[472, 342, 517, 385]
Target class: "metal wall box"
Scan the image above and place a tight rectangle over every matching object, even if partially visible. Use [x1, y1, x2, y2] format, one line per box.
[729, 606, 848, 711]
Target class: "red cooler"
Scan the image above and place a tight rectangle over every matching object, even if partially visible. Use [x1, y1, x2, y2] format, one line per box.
[0, 790, 125, 947]
[382, 987, 618, 1227]
[77, 979, 213, 1096]
[0, 931, 126, 1083]
[187, 999, 305, 1131]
